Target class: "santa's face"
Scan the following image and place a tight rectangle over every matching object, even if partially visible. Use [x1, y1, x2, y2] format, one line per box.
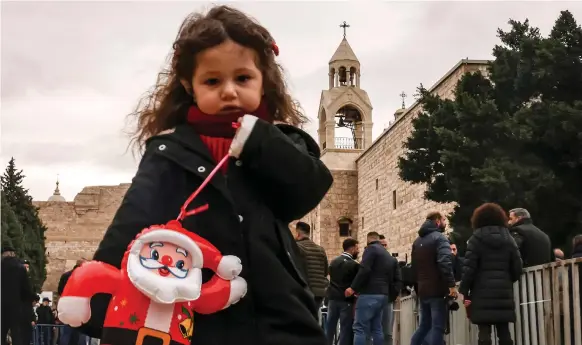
[139, 242, 194, 279]
[127, 240, 202, 304]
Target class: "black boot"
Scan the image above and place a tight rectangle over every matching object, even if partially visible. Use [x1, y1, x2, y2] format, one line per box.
[478, 339, 492, 345]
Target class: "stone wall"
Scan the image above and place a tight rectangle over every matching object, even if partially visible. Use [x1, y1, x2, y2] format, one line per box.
[356, 61, 487, 261]
[35, 183, 130, 291]
[303, 169, 359, 259]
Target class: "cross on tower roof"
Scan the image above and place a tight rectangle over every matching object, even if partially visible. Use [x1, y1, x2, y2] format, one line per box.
[340, 21, 350, 38]
[399, 91, 407, 109]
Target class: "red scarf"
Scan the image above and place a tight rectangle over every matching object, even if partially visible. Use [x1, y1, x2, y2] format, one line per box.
[187, 101, 273, 171]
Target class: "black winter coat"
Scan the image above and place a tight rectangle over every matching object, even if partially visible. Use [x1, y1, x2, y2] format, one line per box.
[36, 305, 55, 325]
[411, 221, 455, 299]
[296, 238, 329, 298]
[509, 219, 551, 268]
[327, 253, 359, 301]
[1, 256, 34, 314]
[459, 226, 523, 324]
[351, 242, 401, 298]
[452, 256, 464, 282]
[79, 121, 333, 345]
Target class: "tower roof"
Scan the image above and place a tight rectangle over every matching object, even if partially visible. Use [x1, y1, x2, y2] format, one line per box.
[48, 179, 66, 202]
[329, 38, 359, 64]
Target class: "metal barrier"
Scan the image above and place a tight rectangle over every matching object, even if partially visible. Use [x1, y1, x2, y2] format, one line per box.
[32, 324, 65, 345]
[32, 325, 98, 345]
[393, 257, 582, 345]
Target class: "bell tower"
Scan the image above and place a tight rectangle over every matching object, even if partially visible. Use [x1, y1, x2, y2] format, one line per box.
[318, 21, 373, 164]
[306, 22, 372, 258]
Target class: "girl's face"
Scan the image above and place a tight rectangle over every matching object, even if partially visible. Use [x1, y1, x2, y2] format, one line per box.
[188, 39, 263, 115]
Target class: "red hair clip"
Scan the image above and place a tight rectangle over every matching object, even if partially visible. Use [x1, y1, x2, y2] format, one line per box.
[271, 42, 279, 56]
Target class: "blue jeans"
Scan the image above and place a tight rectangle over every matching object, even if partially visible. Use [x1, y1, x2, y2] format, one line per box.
[326, 300, 354, 345]
[353, 295, 386, 345]
[410, 297, 447, 345]
[367, 300, 394, 345]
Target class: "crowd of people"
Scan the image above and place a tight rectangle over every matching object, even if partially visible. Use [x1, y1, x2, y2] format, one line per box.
[3, 207, 581, 345]
[296, 206, 582, 345]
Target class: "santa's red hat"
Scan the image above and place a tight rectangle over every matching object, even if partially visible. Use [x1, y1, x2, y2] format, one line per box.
[125, 220, 205, 269]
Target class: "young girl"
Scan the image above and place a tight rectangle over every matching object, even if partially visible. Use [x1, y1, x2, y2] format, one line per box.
[80, 5, 332, 345]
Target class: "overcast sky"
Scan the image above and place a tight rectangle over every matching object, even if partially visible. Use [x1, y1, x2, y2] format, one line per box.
[2, 1, 581, 201]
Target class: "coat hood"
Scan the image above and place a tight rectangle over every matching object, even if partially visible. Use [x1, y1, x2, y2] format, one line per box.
[473, 226, 512, 248]
[418, 220, 443, 237]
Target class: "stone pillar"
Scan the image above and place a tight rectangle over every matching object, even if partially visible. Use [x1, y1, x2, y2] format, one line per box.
[363, 122, 373, 149]
[329, 71, 334, 89]
[326, 120, 336, 149]
[354, 122, 364, 149]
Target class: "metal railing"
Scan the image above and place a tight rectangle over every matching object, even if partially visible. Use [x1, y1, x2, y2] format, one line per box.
[30, 324, 65, 345]
[334, 137, 363, 149]
[393, 258, 582, 345]
[28, 325, 99, 345]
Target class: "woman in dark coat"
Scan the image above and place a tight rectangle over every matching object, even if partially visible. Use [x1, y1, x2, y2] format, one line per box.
[459, 203, 523, 345]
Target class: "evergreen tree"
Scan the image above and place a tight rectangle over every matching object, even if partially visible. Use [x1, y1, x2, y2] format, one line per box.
[2, 157, 48, 292]
[1, 190, 26, 256]
[398, 11, 582, 253]
[1, 219, 14, 250]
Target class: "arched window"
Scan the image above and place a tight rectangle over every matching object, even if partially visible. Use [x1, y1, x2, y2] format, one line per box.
[337, 216, 353, 237]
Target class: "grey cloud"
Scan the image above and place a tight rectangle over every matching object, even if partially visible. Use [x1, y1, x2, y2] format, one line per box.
[2, 133, 138, 173]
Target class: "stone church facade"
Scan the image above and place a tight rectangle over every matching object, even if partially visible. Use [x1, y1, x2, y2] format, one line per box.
[301, 37, 488, 260]
[35, 36, 488, 292]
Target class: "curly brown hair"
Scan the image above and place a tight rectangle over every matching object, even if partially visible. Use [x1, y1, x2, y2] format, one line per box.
[128, 5, 306, 151]
[471, 203, 509, 229]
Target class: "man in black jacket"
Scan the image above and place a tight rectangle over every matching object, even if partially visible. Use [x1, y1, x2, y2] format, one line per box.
[20, 260, 35, 345]
[2, 246, 34, 345]
[376, 235, 401, 345]
[508, 208, 551, 268]
[36, 298, 55, 345]
[326, 238, 360, 345]
[410, 212, 457, 345]
[295, 222, 329, 309]
[346, 232, 400, 345]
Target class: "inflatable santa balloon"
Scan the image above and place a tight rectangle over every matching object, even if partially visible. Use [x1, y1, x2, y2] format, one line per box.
[58, 155, 247, 345]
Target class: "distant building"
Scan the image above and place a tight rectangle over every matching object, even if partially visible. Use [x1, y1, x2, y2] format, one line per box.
[34, 181, 130, 291]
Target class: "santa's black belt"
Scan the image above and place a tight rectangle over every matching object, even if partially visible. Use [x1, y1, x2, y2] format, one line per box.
[101, 327, 184, 345]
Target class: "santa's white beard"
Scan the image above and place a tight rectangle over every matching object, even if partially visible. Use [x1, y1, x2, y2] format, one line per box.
[127, 252, 202, 304]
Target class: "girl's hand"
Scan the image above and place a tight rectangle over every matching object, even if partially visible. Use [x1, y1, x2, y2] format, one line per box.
[464, 299, 471, 307]
[229, 115, 258, 158]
